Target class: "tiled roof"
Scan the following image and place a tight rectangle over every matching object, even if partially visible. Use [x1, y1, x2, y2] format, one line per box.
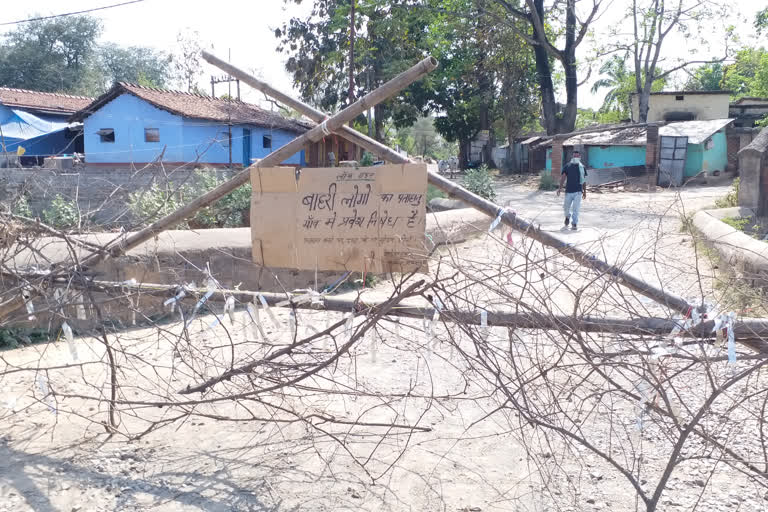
[0, 87, 94, 115]
[71, 83, 308, 133]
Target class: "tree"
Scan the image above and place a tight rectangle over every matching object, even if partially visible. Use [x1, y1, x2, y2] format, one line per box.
[174, 29, 204, 93]
[722, 48, 768, 98]
[277, 0, 430, 141]
[98, 44, 173, 89]
[684, 62, 724, 91]
[591, 56, 632, 113]
[598, 0, 732, 123]
[488, 0, 604, 134]
[592, 54, 666, 118]
[0, 15, 102, 94]
[756, 7, 768, 34]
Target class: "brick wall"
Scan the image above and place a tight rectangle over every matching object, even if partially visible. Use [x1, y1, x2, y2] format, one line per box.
[551, 137, 564, 174]
[0, 164, 238, 226]
[645, 123, 659, 190]
[726, 134, 741, 170]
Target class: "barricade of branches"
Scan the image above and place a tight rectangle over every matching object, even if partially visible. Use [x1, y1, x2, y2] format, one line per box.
[1, 199, 768, 511]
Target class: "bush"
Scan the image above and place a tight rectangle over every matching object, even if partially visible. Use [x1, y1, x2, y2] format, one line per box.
[128, 170, 252, 229]
[715, 178, 740, 208]
[42, 194, 80, 230]
[128, 183, 182, 225]
[12, 196, 32, 218]
[360, 151, 374, 167]
[427, 184, 447, 203]
[539, 170, 558, 191]
[189, 171, 251, 228]
[462, 164, 496, 201]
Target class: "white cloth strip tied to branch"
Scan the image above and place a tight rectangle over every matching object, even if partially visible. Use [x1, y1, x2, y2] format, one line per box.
[488, 208, 505, 233]
[36, 375, 56, 414]
[22, 287, 35, 321]
[246, 302, 268, 341]
[428, 297, 443, 350]
[61, 321, 78, 362]
[186, 278, 218, 328]
[163, 289, 186, 313]
[480, 309, 489, 341]
[258, 293, 282, 330]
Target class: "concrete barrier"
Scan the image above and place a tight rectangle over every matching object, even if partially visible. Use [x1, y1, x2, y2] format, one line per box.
[692, 206, 768, 288]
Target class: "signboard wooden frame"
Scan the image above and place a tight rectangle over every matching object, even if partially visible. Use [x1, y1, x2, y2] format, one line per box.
[251, 164, 428, 273]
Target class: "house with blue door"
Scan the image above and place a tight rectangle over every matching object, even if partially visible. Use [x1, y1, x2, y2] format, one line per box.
[545, 118, 735, 185]
[70, 83, 309, 167]
[0, 87, 92, 165]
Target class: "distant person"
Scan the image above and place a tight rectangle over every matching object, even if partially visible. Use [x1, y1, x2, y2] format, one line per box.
[557, 150, 587, 230]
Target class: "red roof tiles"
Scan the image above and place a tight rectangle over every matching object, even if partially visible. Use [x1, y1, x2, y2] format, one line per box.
[72, 83, 308, 133]
[0, 87, 94, 115]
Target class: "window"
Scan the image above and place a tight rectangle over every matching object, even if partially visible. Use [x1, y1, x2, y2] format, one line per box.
[675, 95, 685, 101]
[97, 128, 115, 143]
[263, 135, 272, 149]
[144, 128, 160, 143]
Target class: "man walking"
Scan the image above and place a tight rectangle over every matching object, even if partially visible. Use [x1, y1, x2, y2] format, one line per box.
[557, 150, 587, 230]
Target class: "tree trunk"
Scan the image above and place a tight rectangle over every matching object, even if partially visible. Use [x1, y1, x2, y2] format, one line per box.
[557, 0, 578, 133]
[374, 104, 385, 142]
[560, 51, 578, 133]
[532, 0, 558, 135]
[458, 137, 469, 170]
[348, 0, 356, 128]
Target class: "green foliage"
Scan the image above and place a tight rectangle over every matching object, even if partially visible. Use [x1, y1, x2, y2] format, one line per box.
[0, 327, 50, 350]
[128, 170, 251, 228]
[42, 195, 80, 230]
[756, 7, 768, 34]
[427, 184, 447, 203]
[98, 43, 173, 89]
[539, 171, 558, 191]
[722, 48, 768, 98]
[0, 16, 102, 94]
[714, 178, 740, 208]
[189, 172, 251, 228]
[721, 216, 749, 231]
[128, 183, 181, 225]
[12, 196, 32, 218]
[360, 151, 374, 167]
[590, 55, 666, 120]
[0, 15, 176, 95]
[684, 63, 725, 91]
[462, 165, 496, 201]
[393, 117, 458, 161]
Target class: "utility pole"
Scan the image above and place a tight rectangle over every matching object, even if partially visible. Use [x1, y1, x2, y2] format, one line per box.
[348, 0, 356, 128]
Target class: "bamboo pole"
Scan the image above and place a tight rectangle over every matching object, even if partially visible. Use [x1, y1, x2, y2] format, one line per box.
[71, 279, 768, 347]
[203, 52, 693, 315]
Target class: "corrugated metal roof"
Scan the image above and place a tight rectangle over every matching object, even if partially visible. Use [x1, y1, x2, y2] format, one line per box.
[659, 118, 734, 144]
[564, 126, 646, 146]
[520, 135, 542, 145]
[564, 119, 734, 146]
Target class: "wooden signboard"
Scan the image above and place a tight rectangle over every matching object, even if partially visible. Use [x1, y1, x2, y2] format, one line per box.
[250, 164, 428, 273]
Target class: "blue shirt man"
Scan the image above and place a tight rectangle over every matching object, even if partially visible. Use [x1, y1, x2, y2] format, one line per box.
[557, 150, 587, 230]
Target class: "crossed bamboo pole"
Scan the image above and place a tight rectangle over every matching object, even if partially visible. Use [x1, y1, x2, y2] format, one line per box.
[202, 52, 693, 316]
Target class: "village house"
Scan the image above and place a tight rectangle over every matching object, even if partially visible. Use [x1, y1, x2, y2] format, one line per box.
[0, 87, 92, 165]
[630, 90, 731, 122]
[70, 83, 310, 167]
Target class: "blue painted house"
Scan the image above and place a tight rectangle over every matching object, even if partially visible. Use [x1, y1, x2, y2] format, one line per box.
[71, 83, 309, 166]
[0, 87, 91, 163]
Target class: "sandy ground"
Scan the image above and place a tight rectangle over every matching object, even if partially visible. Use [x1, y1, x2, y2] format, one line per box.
[3, 179, 762, 512]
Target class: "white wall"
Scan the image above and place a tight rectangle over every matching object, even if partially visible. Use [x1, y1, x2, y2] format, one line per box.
[631, 93, 730, 122]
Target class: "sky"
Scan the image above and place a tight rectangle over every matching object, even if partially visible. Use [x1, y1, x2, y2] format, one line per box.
[0, 0, 765, 112]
